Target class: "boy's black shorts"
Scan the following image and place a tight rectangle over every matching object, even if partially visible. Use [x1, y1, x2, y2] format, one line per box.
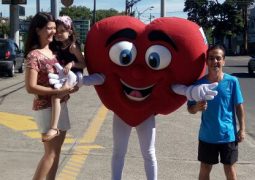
[198, 140, 238, 165]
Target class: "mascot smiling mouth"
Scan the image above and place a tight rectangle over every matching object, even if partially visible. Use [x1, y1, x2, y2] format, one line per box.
[120, 80, 154, 101]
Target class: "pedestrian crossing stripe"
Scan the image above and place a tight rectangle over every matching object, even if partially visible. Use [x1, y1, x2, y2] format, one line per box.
[0, 112, 75, 144]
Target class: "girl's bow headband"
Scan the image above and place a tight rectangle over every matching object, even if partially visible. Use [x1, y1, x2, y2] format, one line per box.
[57, 15, 72, 29]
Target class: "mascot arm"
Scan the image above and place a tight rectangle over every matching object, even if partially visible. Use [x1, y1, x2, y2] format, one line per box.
[82, 73, 105, 86]
[48, 63, 105, 89]
[171, 83, 218, 101]
[48, 63, 77, 89]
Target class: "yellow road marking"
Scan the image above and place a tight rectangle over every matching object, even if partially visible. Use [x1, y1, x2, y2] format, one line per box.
[67, 161, 82, 168]
[62, 169, 77, 176]
[79, 106, 108, 143]
[57, 105, 108, 179]
[0, 112, 74, 143]
[65, 166, 80, 172]
[63, 138, 76, 144]
[0, 112, 36, 130]
[23, 131, 41, 138]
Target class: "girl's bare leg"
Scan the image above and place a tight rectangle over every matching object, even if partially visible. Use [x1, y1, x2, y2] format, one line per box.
[42, 95, 61, 141]
[51, 95, 61, 129]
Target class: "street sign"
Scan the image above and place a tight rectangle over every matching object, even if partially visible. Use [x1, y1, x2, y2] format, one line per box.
[61, 0, 73, 7]
[19, 5, 25, 16]
[2, 0, 27, 4]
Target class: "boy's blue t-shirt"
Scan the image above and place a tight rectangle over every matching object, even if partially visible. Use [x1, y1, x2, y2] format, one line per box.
[187, 73, 244, 143]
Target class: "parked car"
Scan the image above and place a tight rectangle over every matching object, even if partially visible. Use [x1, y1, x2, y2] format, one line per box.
[0, 38, 24, 77]
[248, 57, 255, 75]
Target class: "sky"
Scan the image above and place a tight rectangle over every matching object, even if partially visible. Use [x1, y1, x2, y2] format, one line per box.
[0, 0, 189, 21]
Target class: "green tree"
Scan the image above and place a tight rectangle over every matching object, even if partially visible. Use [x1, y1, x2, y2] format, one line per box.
[95, 8, 120, 22]
[59, 6, 121, 23]
[60, 6, 91, 20]
[184, 0, 210, 29]
[184, 0, 243, 46]
[210, 1, 243, 43]
[0, 21, 9, 38]
[234, 0, 254, 53]
[183, 0, 213, 43]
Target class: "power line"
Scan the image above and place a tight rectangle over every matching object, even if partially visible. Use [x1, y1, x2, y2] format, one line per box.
[142, 11, 185, 15]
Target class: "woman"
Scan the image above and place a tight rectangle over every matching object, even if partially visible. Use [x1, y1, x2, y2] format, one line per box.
[24, 12, 76, 179]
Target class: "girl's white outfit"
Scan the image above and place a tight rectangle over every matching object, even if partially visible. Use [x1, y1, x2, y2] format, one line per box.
[111, 114, 157, 180]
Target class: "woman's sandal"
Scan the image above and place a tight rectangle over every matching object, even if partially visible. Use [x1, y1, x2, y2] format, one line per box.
[42, 128, 60, 142]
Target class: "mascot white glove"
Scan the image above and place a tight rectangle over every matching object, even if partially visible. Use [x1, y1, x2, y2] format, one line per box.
[48, 63, 78, 89]
[171, 82, 218, 101]
[48, 63, 105, 89]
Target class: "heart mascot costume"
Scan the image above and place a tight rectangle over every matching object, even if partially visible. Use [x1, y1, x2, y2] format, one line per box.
[85, 16, 213, 126]
[47, 16, 218, 179]
[45, 16, 217, 180]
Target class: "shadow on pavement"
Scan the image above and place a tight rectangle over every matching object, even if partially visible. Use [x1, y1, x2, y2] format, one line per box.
[231, 72, 255, 78]
[225, 65, 247, 68]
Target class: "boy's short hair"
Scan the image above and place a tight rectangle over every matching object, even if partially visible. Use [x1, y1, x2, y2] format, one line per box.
[207, 44, 226, 59]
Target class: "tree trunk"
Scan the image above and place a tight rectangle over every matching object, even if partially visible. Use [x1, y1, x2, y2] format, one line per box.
[243, 5, 248, 54]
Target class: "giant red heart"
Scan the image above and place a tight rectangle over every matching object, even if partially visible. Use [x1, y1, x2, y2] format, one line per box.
[85, 16, 207, 126]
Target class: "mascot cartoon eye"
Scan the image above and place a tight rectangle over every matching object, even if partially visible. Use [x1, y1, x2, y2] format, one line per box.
[109, 41, 137, 66]
[145, 45, 172, 70]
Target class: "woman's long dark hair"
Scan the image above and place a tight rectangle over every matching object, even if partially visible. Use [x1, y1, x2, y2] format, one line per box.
[24, 12, 55, 57]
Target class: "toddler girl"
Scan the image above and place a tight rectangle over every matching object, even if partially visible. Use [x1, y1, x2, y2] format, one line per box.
[43, 15, 104, 141]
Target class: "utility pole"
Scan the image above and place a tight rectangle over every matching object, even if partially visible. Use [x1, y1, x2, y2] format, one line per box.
[9, 4, 19, 45]
[36, 0, 40, 13]
[125, 0, 128, 15]
[160, 0, 165, 17]
[92, 0, 96, 25]
[51, 0, 58, 18]
[149, 13, 154, 22]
